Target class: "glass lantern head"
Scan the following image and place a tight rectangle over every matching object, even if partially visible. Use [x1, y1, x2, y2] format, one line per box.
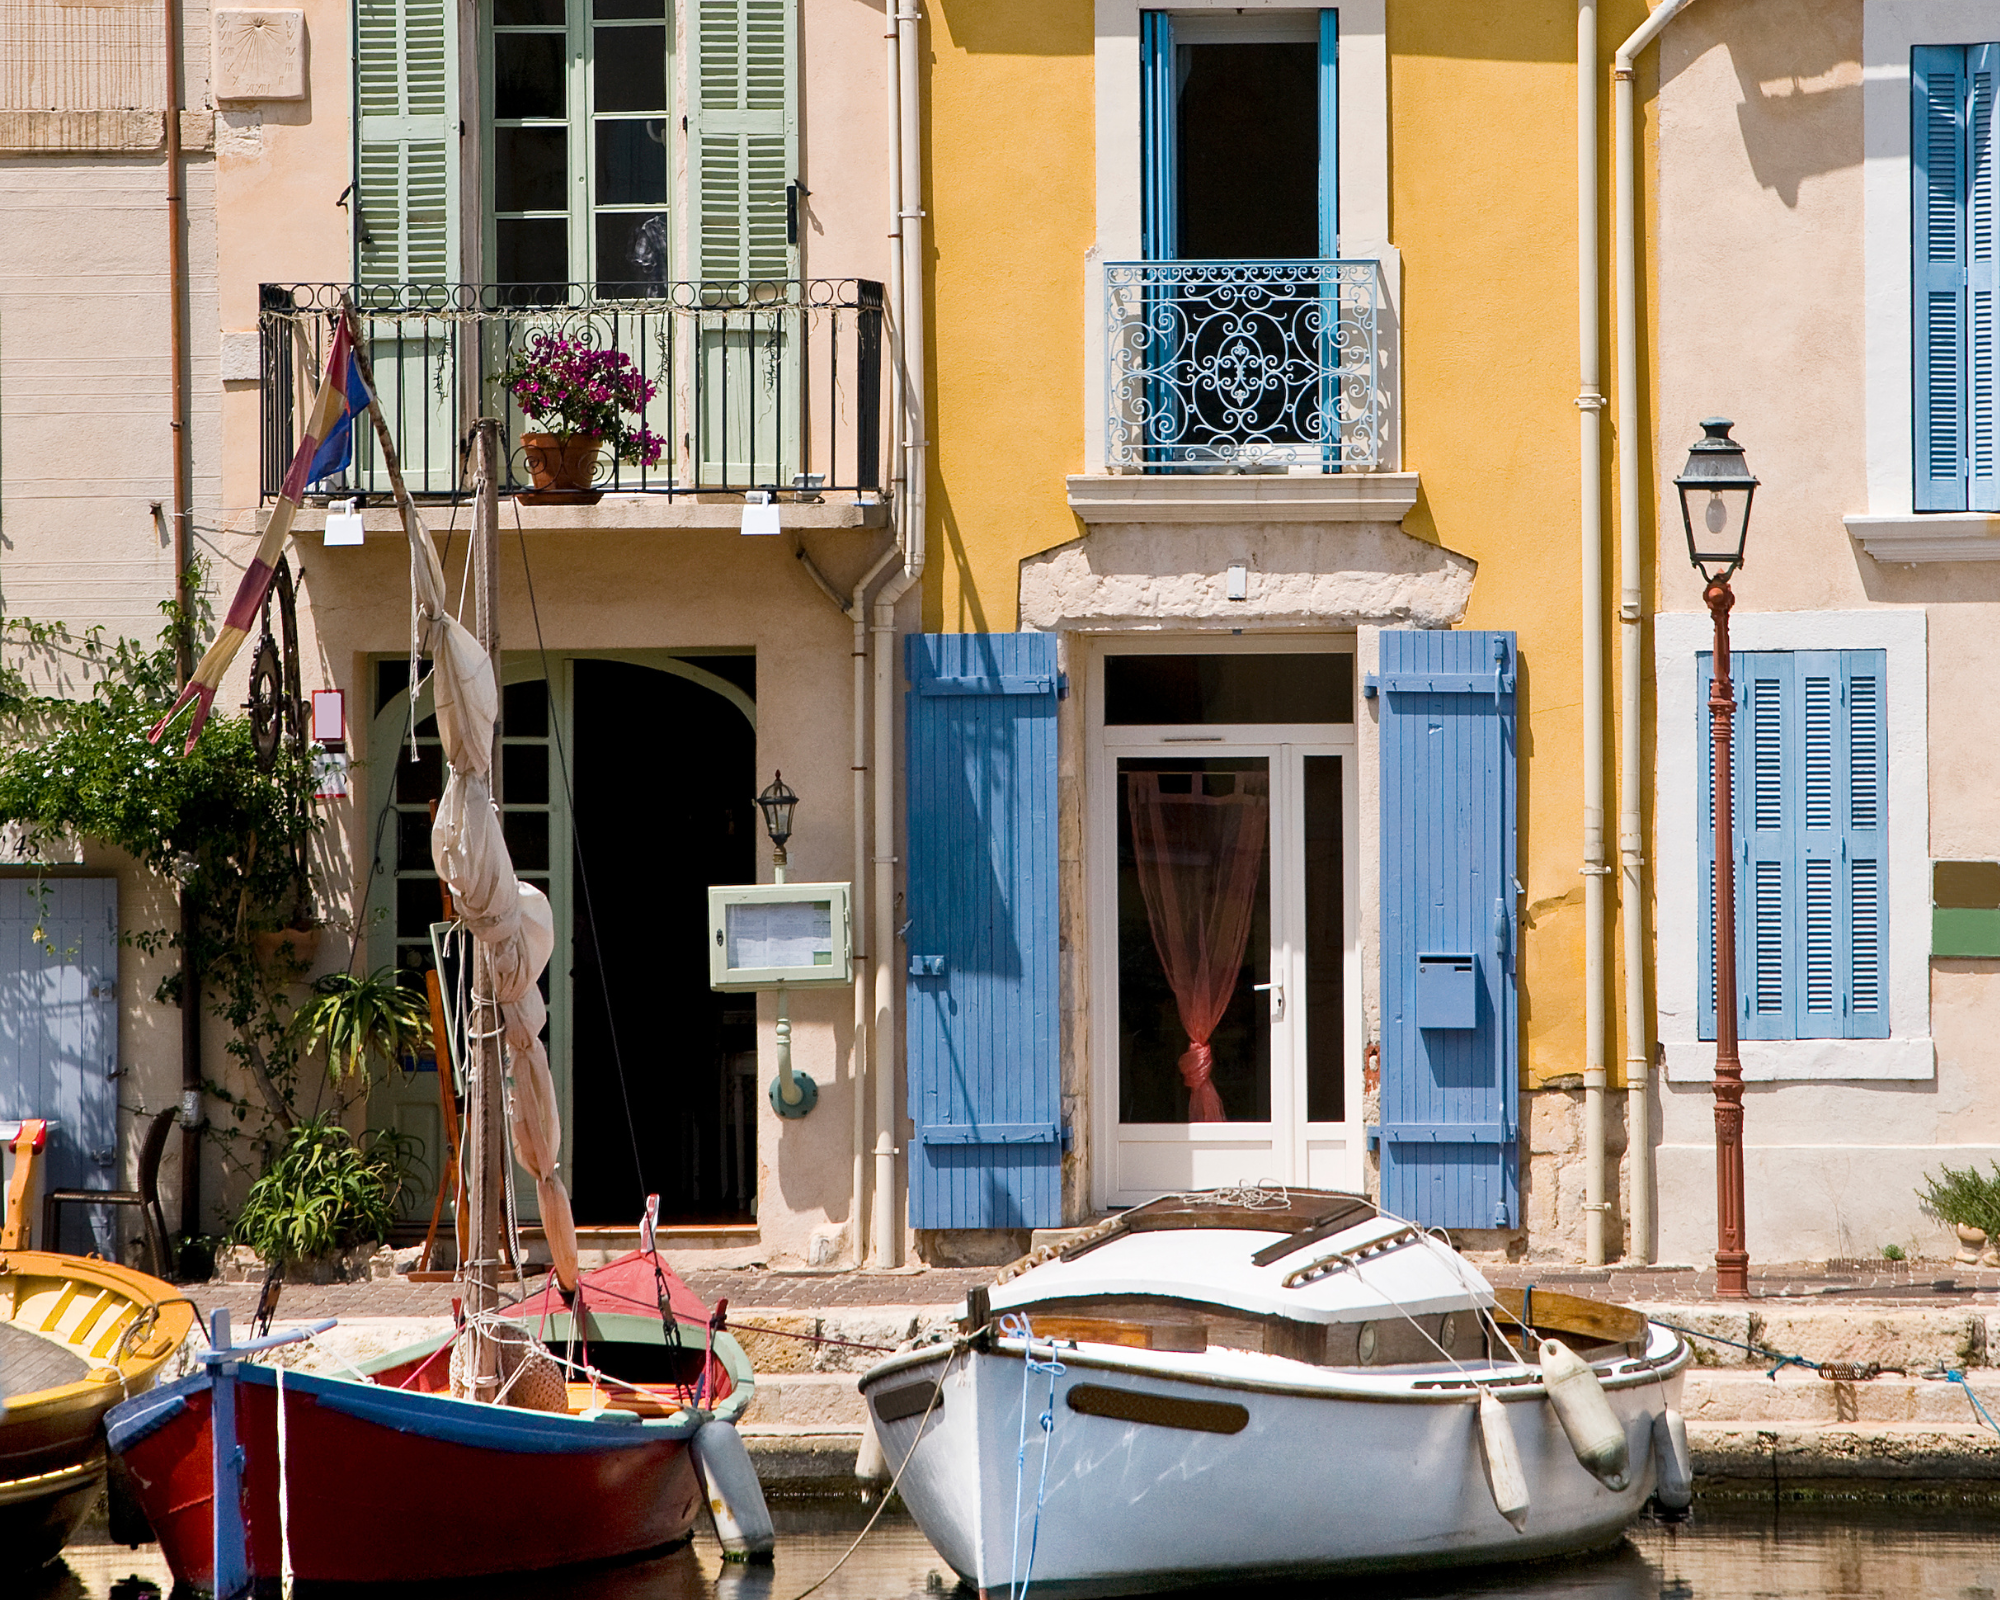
[1675, 417, 1758, 583]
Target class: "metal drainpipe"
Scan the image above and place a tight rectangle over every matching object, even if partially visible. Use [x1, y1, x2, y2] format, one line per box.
[164, 0, 200, 1246]
[848, 541, 897, 1265]
[1578, 0, 1610, 1267]
[870, 0, 925, 1269]
[1615, 0, 1699, 1265]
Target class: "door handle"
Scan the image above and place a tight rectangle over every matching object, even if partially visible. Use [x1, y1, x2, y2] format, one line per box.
[1253, 981, 1285, 1020]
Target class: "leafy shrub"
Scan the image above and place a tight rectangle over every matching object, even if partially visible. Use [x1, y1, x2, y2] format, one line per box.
[233, 1117, 419, 1264]
[1919, 1162, 2000, 1236]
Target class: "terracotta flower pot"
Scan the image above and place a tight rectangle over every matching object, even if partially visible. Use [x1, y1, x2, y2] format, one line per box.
[519, 433, 606, 505]
[1955, 1223, 1988, 1265]
[252, 925, 321, 977]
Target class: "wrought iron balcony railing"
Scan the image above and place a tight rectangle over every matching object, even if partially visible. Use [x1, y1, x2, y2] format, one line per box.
[259, 281, 885, 502]
[1104, 259, 1381, 473]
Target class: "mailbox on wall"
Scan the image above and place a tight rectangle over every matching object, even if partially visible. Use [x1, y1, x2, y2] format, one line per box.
[1415, 953, 1477, 1030]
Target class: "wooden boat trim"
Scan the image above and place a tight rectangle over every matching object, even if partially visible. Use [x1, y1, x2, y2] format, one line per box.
[0, 1455, 101, 1506]
[1066, 1383, 1249, 1435]
[860, 1327, 1690, 1407]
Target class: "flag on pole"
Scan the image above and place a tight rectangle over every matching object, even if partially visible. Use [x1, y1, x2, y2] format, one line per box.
[150, 315, 366, 753]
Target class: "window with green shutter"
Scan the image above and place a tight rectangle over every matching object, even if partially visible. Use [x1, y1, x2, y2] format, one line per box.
[488, 0, 676, 291]
[690, 0, 796, 283]
[355, 0, 459, 287]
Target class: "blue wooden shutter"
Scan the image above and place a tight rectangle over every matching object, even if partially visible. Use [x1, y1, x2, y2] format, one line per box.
[904, 634, 1061, 1230]
[1970, 45, 2000, 509]
[1698, 650, 1889, 1042]
[1374, 630, 1519, 1230]
[1697, 651, 1792, 1041]
[1140, 12, 1176, 260]
[1838, 651, 1890, 1037]
[1916, 46, 1972, 511]
[1318, 9, 1339, 256]
[0, 879, 119, 1253]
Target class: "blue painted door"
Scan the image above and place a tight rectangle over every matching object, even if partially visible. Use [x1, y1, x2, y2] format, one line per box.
[1373, 631, 1519, 1229]
[904, 634, 1062, 1230]
[0, 878, 120, 1252]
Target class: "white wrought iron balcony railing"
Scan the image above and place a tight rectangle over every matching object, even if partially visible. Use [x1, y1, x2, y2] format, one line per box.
[258, 281, 886, 501]
[1104, 259, 1381, 473]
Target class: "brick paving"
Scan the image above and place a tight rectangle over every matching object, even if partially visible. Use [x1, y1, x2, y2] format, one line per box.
[182, 1257, 2000, 1323]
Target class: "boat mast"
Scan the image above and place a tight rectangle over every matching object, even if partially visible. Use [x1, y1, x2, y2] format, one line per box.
[465, 415, 507, 1399]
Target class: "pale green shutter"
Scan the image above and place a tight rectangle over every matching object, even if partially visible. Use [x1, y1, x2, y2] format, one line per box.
[692, 0, 796, 282]
[356, 0, 460, 287]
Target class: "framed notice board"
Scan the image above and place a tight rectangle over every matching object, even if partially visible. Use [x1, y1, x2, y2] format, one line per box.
[706, 882, 853, 991]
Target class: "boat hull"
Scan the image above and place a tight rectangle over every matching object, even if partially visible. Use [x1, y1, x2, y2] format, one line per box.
[864, 1332, 1688, 1599]
[107, 1364, 705, 1590]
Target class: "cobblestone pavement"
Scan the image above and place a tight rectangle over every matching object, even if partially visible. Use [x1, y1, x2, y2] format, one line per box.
[181, 1257, 2000, 1323]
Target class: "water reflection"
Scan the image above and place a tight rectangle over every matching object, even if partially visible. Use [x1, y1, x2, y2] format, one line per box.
[34, 1498, 2000, 1599]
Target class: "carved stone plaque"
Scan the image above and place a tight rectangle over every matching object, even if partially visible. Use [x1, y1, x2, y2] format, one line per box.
[213, 9, 306, 102]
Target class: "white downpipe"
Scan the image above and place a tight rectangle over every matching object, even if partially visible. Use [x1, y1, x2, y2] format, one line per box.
[1614, 0, 1697, 1265]
[1578, 0, 1609, 1267]
[870, 0, 926, 1268]
[849, 542, 897, 1265]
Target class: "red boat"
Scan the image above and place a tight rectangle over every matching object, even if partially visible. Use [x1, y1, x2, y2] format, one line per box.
[103, 1251, 759, 1592]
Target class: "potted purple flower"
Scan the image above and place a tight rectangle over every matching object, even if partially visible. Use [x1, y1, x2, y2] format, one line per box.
[495, 331, 667, 504]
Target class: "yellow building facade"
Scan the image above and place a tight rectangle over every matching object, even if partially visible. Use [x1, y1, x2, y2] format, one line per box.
[908, 0, 1664, 1259]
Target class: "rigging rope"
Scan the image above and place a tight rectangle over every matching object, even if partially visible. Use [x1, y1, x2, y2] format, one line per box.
[1001, 1314, 1064, 1600]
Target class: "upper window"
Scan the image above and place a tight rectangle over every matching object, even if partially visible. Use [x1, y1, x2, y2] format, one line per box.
[1141, 10, 1337, 261]
[352, 0, 796, 290]
[1912, 43, 1999, 511]
[1698, 649, 1889, 1043]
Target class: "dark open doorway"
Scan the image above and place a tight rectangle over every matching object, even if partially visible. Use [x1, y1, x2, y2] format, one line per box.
[569, 658, 757, 1224]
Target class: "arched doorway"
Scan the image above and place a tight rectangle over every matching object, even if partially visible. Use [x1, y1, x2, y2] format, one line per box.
[367, 651, 758, 1228]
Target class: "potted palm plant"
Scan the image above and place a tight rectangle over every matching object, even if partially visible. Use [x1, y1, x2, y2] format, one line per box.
[495, 331, 667, 504]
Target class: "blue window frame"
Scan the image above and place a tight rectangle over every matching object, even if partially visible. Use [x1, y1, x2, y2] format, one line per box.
[1698, 650, 1889, 1042]
[1913, 43, 2000, 512]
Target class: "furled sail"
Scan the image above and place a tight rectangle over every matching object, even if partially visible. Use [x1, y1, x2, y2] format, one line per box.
[406, 493, 581, 1293]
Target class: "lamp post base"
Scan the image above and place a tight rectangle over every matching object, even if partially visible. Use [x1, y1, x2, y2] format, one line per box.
[770, 1071, 819, 1119]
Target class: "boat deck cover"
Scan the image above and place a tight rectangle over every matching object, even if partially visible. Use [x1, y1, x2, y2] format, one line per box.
[0, 1319, 90, 1401]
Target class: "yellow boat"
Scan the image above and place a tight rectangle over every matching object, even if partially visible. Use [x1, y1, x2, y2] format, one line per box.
[0, 1250, 197, 1573]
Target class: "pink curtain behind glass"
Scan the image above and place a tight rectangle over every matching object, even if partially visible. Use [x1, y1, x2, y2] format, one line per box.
[1127, 770, 1270, 1123]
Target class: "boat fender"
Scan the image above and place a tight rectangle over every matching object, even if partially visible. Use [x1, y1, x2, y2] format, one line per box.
[854, 1422, 891, 1487]
[1651, 1407, 1693, 1512]
[1477, 1389, 1530, 1532]
[691, 1418, 777, 1560]
[1538, 1338, 1631, 1491]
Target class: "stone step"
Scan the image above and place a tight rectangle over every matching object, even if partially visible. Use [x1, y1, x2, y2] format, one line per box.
[724, 1307, 958, 1375]
[739, 1370, 869, 1428]
[1688, 1420, 2000, 1480]
[1682, 1367, 2000, 1425]
[1635, 1302, 1994, 1371]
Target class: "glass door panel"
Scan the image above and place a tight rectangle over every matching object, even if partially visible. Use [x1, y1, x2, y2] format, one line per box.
[1116, 758, 1272, 1125]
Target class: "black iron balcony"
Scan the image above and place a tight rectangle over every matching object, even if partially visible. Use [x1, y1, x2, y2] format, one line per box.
[259, 281, 885, 502]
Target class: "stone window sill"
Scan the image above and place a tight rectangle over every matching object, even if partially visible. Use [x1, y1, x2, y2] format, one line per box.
[1846, 513, 2000, 563]
[1661, 1037, 1935, 1083]
[1067, 471, 1420, 525]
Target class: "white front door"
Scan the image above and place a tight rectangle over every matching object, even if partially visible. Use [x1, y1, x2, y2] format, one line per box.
[1090, 646, 1362, 1209]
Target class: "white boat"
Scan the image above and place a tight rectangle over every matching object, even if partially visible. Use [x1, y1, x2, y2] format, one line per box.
[859, 1189, 1691, 1599]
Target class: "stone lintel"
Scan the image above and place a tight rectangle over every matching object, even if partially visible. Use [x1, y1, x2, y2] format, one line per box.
[0, 109, 167, 153]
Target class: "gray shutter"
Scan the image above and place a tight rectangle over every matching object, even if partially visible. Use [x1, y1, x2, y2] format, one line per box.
[691, 0, 796, 283]
[356, 0, 459, 287]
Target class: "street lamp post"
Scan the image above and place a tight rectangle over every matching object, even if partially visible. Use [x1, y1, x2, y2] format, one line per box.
[1675, 418, 1759, 1301]
[756, 773, 818, 1118]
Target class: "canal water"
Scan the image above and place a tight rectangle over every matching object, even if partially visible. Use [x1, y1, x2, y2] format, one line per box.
[33, 1498, 2000, 1599]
